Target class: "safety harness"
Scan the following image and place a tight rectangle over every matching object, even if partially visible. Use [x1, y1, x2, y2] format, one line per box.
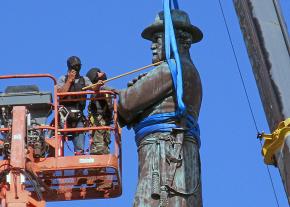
[63, 75, 87, 111]
[60, 76, 87, 127]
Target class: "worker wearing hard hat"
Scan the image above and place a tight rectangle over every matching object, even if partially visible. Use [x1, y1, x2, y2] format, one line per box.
[86, 68, 113, 156]
[57, 56, 95, 155]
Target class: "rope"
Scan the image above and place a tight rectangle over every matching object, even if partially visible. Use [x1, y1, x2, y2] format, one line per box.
[82, 61, 163, 90]
[218, 1, 280, 206]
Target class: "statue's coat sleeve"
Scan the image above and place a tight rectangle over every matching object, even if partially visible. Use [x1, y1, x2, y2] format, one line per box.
[118, 63, 173, 124]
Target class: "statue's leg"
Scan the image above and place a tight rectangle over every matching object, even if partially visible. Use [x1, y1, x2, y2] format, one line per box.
[183, 139, 203, 207]
[133, 134, 161, 207]
[166, 138, 203, 207]
[133, 135, 202, 207]
[166, 191, 202, 207]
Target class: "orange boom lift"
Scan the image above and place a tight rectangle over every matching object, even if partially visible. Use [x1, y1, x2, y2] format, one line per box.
[0, 74, 122, 207]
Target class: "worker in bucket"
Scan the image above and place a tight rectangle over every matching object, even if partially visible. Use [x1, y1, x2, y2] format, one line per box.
[57, 56, 99, 155]
[86, 68, 114, 155]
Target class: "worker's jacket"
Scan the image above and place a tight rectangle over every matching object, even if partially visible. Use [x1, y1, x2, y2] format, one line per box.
[61, 75, 87, 111]
[88, 93, 113, 126]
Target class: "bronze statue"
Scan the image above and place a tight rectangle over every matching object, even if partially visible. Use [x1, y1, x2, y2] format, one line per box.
[118, 10, 203, 207]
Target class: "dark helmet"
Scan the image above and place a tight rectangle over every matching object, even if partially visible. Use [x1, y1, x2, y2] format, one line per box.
[86, 67, 107, 84]
[67, 56, 82, 71]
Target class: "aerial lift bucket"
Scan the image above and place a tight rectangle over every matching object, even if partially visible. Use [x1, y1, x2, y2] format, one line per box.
[0, 74, 122, 207]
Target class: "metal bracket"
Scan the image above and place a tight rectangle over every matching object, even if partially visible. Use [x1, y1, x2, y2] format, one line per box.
[58, 106, 69, 124]
[258, 118, 290, 165]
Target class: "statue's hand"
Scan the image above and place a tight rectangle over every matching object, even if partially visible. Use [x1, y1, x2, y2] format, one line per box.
[127, 78, 137, 87]
[138, 73, 147, 79]
[127, 73, 147, 87]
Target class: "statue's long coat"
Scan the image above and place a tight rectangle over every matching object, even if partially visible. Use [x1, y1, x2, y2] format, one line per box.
[118, 56, 203, 207]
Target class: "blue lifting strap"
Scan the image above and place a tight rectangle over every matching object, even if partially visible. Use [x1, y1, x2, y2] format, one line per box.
[133, 0, 201, 146]
[133, 112, 200, 147]
[163, 0, 185, 116]
[172, 0, 179, 10]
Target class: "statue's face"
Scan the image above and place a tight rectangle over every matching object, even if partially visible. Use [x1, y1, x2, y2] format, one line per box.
[150, 30, 193, 63]
[151, 32, 165, 63]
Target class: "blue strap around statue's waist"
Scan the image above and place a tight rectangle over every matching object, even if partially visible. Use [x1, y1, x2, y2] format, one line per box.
[133, 112, 200, 147]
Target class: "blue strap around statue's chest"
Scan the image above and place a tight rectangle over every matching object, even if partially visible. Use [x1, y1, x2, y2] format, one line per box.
[133, 0, 200, 146]
[133, 112, 200, 147]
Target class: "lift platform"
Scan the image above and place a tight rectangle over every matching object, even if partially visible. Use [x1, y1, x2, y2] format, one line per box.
[0, 74, 122, 207]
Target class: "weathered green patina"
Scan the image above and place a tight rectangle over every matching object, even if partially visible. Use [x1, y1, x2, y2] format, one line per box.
[118, 10, 203, 207]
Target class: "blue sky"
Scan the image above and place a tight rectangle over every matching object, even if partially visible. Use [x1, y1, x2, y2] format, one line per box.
[0, 1, 290, 207]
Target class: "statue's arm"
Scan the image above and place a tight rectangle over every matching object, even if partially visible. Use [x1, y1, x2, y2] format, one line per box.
[118, 64, 173, 122]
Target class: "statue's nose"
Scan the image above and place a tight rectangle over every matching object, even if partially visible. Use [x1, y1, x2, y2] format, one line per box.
[151, 43, 157, 50]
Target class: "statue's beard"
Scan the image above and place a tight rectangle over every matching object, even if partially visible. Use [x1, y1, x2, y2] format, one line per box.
[152, 54, 160, 63]
[152, 50, 165, 63]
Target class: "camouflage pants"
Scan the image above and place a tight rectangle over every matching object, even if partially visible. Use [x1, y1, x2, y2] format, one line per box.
[90, 115, 111, 155]
[134, 132, 202, 207]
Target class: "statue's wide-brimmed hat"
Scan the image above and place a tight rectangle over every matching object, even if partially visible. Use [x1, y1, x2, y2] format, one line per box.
[142, 9, 203, 43]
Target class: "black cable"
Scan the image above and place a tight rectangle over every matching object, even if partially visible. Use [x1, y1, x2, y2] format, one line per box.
[218, 1, 280, 206]
[259, 141, 281, 207]
[218, 0, 259, 133]
[0, 168, 11, 183]
[19, 169, 43, 201]
[0, 165, 43, 201]
[64, 139, 74, 153]
[25, 169, 50, 192]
